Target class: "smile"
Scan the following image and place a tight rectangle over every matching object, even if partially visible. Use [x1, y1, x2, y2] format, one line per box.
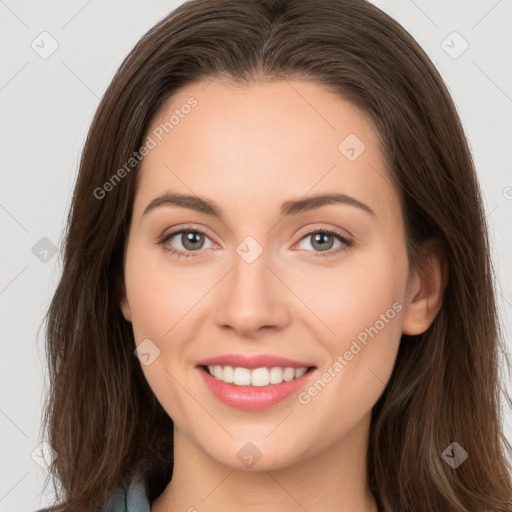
[204, 365, 310, 386]
[197, 365, 317, 411]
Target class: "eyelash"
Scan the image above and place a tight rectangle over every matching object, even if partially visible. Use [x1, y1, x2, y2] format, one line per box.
[157, 224, 354, 260]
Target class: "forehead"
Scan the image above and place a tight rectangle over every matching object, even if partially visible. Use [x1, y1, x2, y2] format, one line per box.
[134, 79, 399, 225]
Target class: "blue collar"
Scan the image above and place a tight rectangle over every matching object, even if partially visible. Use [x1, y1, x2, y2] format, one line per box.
[104, 476, 150, 512]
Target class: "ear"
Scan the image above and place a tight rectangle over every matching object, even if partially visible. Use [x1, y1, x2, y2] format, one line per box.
[402, 239, 448, 335]
[116, 270, 132, 323]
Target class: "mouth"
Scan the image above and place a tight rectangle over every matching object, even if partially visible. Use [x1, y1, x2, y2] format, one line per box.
[196, 361, 318, 411]
[199, 364, 316, 386]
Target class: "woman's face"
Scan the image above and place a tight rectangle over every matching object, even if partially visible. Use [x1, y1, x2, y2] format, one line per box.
[120, 79, 417, 471]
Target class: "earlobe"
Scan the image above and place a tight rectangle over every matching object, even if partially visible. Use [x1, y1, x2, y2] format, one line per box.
[116, 272, 132, 322]
[401, 239, 448, 336]
[119, 294, 132, 322]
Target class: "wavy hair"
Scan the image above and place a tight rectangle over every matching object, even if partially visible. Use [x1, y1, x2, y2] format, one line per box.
[41, 0, 512, 510]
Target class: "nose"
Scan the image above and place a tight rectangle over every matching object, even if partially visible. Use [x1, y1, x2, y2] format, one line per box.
[213, 246, 291, 338]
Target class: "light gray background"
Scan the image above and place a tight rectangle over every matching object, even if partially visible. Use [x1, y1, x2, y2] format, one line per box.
[1, 1, 511, 510]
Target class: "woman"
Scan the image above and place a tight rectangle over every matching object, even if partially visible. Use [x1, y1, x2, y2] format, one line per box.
[38, 0, 512, 511]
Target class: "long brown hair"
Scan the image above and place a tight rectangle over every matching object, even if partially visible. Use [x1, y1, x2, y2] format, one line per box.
[41, 0, 512, 510]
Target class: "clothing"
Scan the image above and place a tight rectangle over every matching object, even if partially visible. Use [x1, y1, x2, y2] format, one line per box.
[103, 476, 150, 512]
[35, 476, 150, 512]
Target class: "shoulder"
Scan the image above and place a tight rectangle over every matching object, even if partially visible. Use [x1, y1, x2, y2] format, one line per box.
[33, 476, 150, 512]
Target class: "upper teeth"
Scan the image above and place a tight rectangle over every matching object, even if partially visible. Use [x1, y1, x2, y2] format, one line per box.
[207, 365, 308, 386]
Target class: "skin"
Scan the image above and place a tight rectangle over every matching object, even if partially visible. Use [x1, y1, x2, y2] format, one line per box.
[119, 79, 446, 512]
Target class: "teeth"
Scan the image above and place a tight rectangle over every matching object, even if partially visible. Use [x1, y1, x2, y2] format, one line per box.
[206, 365, 308, 386]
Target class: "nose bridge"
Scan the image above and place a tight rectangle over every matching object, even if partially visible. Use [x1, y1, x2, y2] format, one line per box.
[214, 233, 289, 334]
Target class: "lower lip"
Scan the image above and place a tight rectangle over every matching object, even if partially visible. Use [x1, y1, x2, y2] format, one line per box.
[197, 366, 316, 411]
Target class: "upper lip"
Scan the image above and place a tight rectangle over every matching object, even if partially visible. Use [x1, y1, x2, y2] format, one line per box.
[196, 354, 317, 369]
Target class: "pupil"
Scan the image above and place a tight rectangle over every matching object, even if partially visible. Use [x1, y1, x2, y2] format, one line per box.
[313, 233, 333, 251]
[184, 231, 203, 250]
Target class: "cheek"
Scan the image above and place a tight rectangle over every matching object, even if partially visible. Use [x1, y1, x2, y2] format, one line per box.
[298, 237, 407, 400]
[301, 238, 407, 342]
[124, 242, 196, 341]
[123, 243, 197, 420]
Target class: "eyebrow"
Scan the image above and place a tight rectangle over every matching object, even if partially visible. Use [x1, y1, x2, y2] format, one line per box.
[143, 191, 376, 218]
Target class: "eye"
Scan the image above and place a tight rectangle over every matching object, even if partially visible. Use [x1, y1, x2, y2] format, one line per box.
[158, 226, 215, 259]
[294, 227, 353, 258]
[157, 225, 353, 260]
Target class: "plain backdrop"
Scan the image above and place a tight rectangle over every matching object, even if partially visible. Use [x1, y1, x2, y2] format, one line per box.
[1, 1, 511, 510]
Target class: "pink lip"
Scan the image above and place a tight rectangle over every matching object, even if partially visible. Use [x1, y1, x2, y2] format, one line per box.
[196, 354, 316, 369]
[197, 365, 316, 411]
